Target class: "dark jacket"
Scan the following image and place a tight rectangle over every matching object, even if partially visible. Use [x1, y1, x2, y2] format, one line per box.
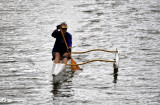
[51, 30, 72, 52]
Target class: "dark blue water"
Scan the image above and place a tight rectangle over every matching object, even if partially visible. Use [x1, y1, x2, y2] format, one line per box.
[0, 0, 160, 104]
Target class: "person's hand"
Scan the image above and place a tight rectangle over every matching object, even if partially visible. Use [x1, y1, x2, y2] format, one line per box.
[56, 25, 61, 29]
[68, 47, 71, 52]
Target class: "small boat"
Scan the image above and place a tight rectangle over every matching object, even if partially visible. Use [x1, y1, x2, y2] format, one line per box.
[52, 49, 119, 83]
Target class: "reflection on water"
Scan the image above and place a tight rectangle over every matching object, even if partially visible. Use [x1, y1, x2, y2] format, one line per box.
[113, 68, 118, 84]
[51, 70, 76, 100]
[52, 83, 61, 97]
[0, 0, 160, 104]
[52, 81, 73, 99]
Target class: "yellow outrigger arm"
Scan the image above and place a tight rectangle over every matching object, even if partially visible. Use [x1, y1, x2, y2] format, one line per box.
[67, 49, 119, 70]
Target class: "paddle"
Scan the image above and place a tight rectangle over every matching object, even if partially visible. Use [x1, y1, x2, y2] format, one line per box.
[60, 28, 80, 70]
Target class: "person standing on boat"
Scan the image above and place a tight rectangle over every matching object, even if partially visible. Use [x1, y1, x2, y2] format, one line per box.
[51, 22, 72, 64]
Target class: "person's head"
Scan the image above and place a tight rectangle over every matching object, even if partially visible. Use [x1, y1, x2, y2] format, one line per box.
[60, 22, 68, 34]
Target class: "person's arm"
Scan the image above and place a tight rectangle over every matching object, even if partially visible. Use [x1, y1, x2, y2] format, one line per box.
[51, 30, 59, 38]
[67, 33, 72, 52]
[51, 25, 60, 38]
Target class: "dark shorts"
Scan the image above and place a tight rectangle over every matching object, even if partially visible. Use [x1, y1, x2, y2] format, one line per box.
[52, 49, 70, 60]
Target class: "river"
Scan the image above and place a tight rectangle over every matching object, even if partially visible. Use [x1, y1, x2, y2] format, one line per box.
[0, 0, 160, 105]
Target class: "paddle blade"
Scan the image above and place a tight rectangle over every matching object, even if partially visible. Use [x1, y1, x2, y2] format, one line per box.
[71, 58, 80, 70]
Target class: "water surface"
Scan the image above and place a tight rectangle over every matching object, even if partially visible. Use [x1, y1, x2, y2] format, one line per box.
[0, 0, 160, 105]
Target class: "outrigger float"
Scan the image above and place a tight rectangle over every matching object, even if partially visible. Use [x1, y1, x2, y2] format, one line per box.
[52, 49, 119, 83]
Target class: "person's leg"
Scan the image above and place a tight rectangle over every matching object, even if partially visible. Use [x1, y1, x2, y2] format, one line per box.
[62, 52, 69, 64]
[54, 52, 61, 63]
